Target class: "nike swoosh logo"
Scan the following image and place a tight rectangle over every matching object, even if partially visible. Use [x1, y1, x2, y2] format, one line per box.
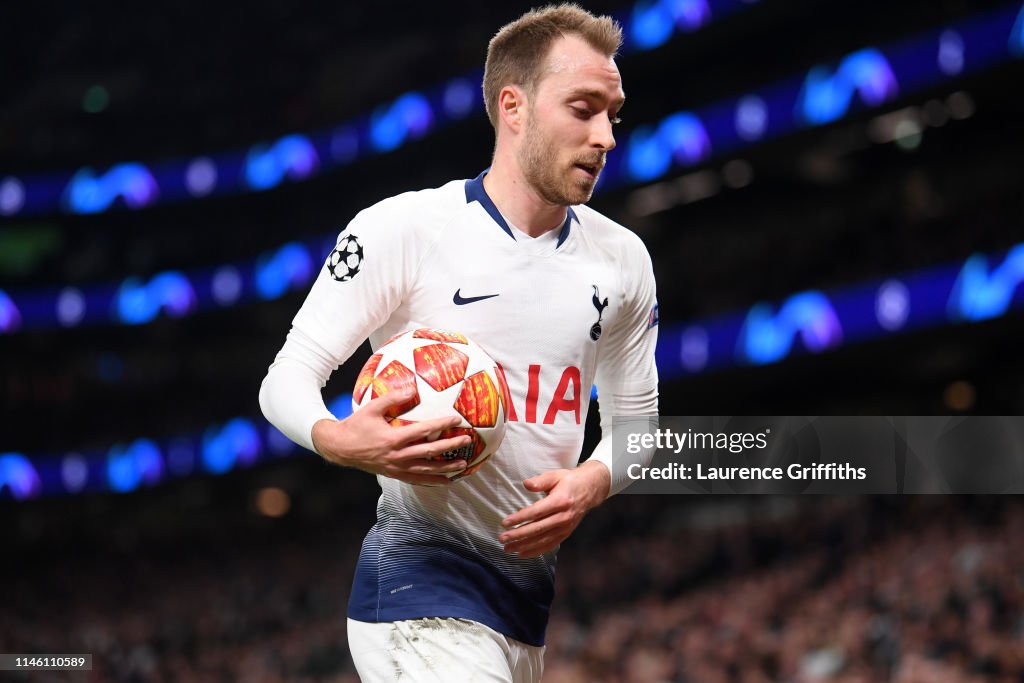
[453, 289, 500, 305]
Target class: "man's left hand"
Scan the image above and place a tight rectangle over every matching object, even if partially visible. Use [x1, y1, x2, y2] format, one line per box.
[499, 461, 611, 558]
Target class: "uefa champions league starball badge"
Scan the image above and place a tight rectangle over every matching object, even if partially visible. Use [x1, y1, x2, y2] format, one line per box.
[327, 234, 364, 282]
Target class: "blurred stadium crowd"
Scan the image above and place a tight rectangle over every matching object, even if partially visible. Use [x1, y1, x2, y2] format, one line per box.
[3, 492, 1022, 682]
[549, 498, 1024, 682]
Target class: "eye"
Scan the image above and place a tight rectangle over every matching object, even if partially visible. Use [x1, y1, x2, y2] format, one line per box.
[610, 114, 623, 125]
[570, 106, 592, 119]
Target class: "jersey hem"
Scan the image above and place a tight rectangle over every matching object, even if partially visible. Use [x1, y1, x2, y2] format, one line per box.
[347, 603, 547, 647]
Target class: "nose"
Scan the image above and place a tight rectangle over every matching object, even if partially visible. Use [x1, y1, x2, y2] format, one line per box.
[590, 116, 616, 152]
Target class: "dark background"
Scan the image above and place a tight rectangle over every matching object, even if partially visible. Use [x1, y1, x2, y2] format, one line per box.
[2, 1, 1023, 681]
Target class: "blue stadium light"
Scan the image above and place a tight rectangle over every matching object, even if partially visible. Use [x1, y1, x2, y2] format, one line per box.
[56, 287, 86, 327]
[211, 265, 243, 305]
[948, 245, 1024, 321]
[244, 145, 281, 191]
[327, 393, 354, 420]
[737, 291, 843, 365]
[64, 163, 160, 214]
[625, 113, 711, 181]
[368, 102, 407, 153]
[275, 134, 319, 179]
[938, 30, 966, 75]
[244, 134, 319, 191]
[14, 393, 352, 499]
[676, 0, 713, 32]
[630, 0, 713, 50]
[625, 125, 671, 181]
[60, 453, 89, 493]
[185, 157, 218, 197]
[796, 49, 899, 126]
[663, 112, 713, 164]
[598, 3, 1024, 188]
[154, 272, 197, 316]
[1, 237, 328, 333]
[114, 271, 196, 324]
[254, 242, 314, 301]
[443, 79, 476, 119]
[106, 439, 164, 493]
[1012, 3, 1024, 55]
[680, 326, 710, 372]
[201, 418, 261, 474]
[652, 240, 1024, 379]
[5, 0, 762, 218]
[0, 177, 25, 215]
[875, 279, 911, 331]
[0, 289, 21, 333]
[0, 453, 42, 500]
[370, 92, 435, 153]
[630, 0, 679, 49]
[735, 95, 768, 140]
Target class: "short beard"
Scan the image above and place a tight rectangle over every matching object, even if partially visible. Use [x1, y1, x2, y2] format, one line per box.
[517, 117, 598, 207]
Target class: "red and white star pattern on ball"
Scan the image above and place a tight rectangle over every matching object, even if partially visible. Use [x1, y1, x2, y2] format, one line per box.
[351, 328, 509, 480]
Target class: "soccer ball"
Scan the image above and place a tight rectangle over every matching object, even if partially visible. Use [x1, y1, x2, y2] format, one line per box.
[327, 234, 364, 282]
[351, 328, 510, 480]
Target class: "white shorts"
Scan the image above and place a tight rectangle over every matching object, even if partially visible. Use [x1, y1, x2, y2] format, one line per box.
[347, 617, 545, 683]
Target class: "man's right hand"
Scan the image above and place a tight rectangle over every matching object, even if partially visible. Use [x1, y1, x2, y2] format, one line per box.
[310, 390, 472, 486]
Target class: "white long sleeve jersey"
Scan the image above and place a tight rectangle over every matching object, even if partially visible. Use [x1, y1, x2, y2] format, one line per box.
[260, 171, 659, 646]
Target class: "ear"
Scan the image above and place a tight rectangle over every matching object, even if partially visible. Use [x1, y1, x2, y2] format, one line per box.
[496, 85, 526, 133]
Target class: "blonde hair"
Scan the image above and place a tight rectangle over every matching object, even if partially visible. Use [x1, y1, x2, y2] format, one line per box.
[483, 4, 622, 128]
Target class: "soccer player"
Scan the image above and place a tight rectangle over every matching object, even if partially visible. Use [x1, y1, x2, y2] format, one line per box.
[259, 4, 658, 681]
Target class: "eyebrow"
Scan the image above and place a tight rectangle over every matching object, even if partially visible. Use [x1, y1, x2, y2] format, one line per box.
[567, 88, 626, 109]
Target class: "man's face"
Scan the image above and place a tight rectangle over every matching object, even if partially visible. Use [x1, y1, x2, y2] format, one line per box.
[516, 35, 625, 206]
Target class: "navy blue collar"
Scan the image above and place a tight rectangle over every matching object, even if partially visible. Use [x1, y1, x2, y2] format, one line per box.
[465, 170, 577, 248]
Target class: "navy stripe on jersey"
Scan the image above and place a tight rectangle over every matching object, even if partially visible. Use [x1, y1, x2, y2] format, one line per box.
[464, 170, 577, 247]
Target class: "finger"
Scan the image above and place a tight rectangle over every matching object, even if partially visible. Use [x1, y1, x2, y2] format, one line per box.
[365, 388, 416, 415]
[523, 470, 561, 493]
[402, 458, 469, 475]
[499, 510, 568, 545]
[502, 495, 563, 528]
[504, 529, 566, 558]
[399, 415, 463, 443]
[395, 435, 473, 462]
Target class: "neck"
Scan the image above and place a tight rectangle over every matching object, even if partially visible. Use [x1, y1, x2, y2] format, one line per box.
[483, 150, 567, 238]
